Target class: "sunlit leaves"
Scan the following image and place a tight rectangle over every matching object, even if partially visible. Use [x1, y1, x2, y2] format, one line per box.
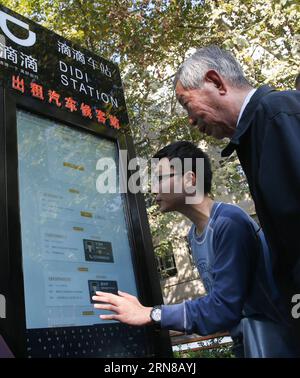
[2, 0, 298, 245]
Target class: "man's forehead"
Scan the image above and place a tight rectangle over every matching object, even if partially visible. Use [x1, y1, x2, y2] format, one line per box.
[175, 82, 193, 103]
[175, 81, 185, 98]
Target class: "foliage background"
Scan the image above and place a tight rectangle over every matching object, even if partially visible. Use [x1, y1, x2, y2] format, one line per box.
[2, 0, 299, 258]
[2, 0, 299, 358]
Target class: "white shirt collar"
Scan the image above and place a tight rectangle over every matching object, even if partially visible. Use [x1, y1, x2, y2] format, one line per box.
[236, 88, 256, 126]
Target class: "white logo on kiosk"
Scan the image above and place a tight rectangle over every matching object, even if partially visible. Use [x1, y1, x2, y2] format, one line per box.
[0, 10, 36, 47]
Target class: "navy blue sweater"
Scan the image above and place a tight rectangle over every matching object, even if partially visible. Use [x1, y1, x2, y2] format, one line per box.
[161, 202, 287, 336]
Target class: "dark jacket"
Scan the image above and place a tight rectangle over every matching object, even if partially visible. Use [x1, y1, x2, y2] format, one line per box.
[222, 86, 300, 325]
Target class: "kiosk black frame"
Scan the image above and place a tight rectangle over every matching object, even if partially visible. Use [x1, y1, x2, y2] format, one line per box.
[0, 85, 172, 358]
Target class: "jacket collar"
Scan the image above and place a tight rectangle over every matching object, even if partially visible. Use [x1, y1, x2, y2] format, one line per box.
[221, 85, 276, 157]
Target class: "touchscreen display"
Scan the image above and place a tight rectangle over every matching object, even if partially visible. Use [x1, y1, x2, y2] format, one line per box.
[17, 110, 138, 329]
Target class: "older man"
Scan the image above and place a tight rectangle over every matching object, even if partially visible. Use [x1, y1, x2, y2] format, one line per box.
[174, 45, 300, 336]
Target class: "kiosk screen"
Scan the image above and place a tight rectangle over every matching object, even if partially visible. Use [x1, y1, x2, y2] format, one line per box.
[15, 110, 147, 357]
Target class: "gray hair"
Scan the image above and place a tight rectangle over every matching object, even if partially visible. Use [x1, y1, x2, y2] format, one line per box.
[174, 45, 250, 89]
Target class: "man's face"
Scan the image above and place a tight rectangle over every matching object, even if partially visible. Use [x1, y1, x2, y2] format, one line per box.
[175, 81, 233, 139]
[153, 158, 186, 213]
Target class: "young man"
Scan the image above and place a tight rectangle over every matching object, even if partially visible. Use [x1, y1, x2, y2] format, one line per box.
[93, 141, 299, 357]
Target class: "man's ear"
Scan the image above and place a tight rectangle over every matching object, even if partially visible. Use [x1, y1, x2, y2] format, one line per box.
[183, 171, 196, 188]
[204, 70, 227, 95]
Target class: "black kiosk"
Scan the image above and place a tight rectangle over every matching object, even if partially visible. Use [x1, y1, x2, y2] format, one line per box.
[0, 6, 172, 358]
